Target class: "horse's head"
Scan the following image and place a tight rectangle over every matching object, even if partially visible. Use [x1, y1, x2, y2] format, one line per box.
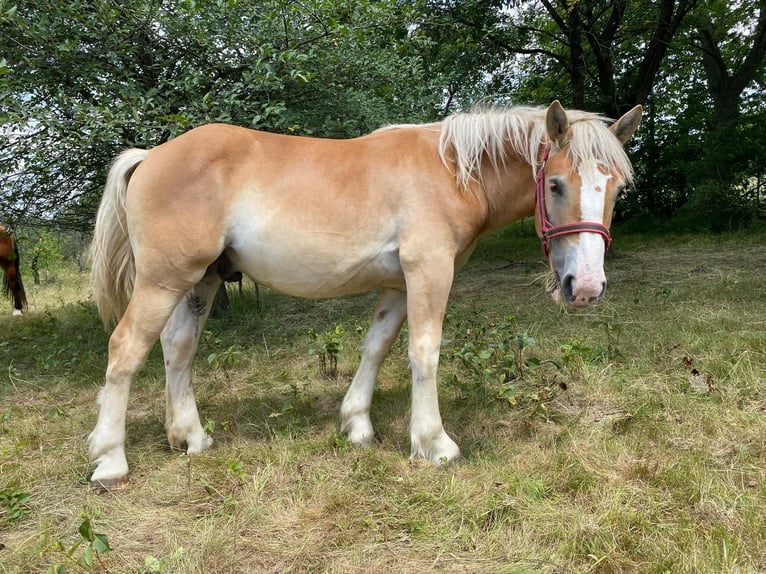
[535, 101, 642, 308]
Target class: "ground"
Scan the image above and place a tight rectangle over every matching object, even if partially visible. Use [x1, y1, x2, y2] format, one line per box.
[0, 229, 764, 573]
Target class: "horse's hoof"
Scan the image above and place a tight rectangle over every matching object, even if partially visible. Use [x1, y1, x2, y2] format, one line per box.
[90, 476, 130, 493]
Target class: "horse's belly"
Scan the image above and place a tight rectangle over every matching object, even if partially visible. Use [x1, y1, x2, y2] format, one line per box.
[227, 237, 405, 298]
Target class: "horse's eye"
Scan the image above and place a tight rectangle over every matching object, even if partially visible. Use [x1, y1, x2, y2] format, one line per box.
[549, 180, 562, 196]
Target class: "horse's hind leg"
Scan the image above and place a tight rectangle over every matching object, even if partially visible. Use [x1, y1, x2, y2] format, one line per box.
[2, 264, 23, 316]
[10, 271, 26, 316]
[88, 281, 187, 487]
[341, 288, 407, 446]
[160, 275, 221, 453]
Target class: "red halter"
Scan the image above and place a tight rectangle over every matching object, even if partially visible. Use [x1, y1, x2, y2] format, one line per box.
[534, 143, 612, 257]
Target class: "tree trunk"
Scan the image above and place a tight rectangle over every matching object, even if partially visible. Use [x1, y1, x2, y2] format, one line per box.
[698, 2, 766, 129]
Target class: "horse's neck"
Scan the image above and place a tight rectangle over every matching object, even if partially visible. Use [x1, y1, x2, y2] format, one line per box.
[477, 155, 536, 232]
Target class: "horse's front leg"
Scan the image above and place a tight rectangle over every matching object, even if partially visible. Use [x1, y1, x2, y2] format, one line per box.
[341, 287, 407, 446]
[160, 275, 222, 453]
[403, 253, 461, 464]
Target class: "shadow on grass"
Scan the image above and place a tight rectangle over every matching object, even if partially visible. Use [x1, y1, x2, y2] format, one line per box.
[0, 300, 109, 392]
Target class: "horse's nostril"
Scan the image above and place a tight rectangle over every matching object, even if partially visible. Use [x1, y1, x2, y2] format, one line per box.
[561, 274, 576, 302]
[562, 276, 607, 306]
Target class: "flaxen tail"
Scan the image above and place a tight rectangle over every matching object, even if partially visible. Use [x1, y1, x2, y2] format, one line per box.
[90, 148, 148, 327]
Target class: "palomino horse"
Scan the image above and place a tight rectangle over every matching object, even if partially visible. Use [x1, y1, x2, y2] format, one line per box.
[0, 224, 27, 316]
[88, 101, 642, 488]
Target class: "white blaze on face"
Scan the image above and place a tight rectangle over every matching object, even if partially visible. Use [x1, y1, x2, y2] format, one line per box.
[578, 163, 610, 225]
[574, 163, 610, 293]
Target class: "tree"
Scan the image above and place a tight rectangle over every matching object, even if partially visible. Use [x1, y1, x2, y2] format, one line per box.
[696, 0, 766, 129]
[675, 0, 766, 227]
[485, 0, 700, 116]
[479, 0, 765, 223]
[2, 0, 764, 231]
[0, 0, 439, 230]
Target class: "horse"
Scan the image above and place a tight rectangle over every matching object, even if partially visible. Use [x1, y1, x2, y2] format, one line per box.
[88, 100, 642, 488]
[0, 224, 27, 316]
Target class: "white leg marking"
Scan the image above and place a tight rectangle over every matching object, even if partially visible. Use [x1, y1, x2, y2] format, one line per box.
[89, 284, 187, 484]
[161, 277, 221, 454]
[341, 289, 407, 446]
[89, 384, 130, 483]
[408, 333, 461, 464]
[404, 254, 461, 464]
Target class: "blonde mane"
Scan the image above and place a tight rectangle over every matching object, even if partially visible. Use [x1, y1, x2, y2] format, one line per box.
[437, 106, 635, 189]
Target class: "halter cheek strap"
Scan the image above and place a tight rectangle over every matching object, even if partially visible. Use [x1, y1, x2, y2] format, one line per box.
[534, 143, 612, 257]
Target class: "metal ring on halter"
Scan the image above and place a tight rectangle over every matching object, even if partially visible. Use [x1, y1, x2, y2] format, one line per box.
[534, 143, 612, 257]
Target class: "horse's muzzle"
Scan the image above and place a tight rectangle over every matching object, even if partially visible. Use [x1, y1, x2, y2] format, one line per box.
[559, 273, 606, 307]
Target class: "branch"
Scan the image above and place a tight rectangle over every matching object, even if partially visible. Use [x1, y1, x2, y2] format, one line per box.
[731, 0, 766, 92]
[540, 0, 567, 33]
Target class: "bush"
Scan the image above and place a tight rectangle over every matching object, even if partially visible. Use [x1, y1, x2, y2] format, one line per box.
[675, 182, 754, 232]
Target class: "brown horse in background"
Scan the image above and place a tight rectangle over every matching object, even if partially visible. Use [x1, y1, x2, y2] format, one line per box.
[0, 224, 27, 316]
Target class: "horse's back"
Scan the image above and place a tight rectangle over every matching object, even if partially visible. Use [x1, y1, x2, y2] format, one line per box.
[123, 122, 482, 297]
[131, 123, 444, 209]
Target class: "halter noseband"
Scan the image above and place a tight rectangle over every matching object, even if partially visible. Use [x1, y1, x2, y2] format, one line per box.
[534, 143, 612, 257]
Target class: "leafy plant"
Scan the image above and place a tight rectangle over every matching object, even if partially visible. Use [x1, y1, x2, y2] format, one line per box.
[447, 315, 545, 405]
[48, 514, 112, 573]
[601, 321, 624, 361]
[203, 331, 245, 371]
[228, 458, 246, 481]
[28, 230, 64, 284]
[144, 547, 185, 573]
[308, 324, 344, 379]
[560, 338, 608, 366]
[206, 345, 245, 370]
[0, 486, 31, 522]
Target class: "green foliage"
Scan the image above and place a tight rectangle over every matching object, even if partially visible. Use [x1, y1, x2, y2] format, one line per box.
[203, 331, 245, 370]
[676, 181, 756, 232]
[206, 345, 245, 370]
[1, 0, 764, 236]
[28, 230, 63, 269]
[559, 338, 608, 366]
[446, 314, 553, 406]
[308, 324, 344, 379]
[227, 458, 246, 481]
[143, 547, 185, 574]
[0, 485, 31, 522]
[48, 514, 112, 573]
[0, 0, 442, 229]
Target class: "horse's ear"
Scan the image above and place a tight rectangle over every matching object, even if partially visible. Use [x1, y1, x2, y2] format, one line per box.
[610, 105, 643, 145]
[545, 100, 570, 147]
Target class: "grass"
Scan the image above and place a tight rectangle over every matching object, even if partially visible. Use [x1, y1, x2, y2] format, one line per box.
[0, 228, 764, 573]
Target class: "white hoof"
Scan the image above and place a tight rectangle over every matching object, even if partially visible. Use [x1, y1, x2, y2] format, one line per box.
[186, 432, 213, 454]
[341, 414, 375, 448]
[411, 429, 461, 464]
[89, 448, 129, 486]
[167, 425, 213, 453]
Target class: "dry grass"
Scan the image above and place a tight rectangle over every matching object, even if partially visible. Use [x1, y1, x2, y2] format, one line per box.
[1, 230, 765, 573]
